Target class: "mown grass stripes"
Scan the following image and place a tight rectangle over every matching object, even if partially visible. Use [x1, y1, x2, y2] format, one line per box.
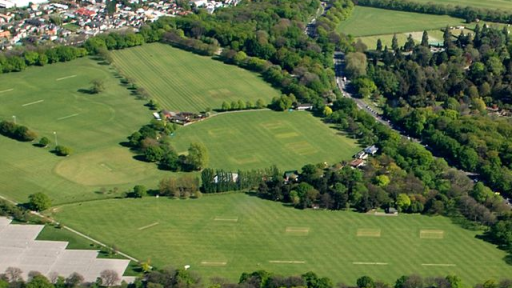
[112, 44, 280, 113]
[54, 194, 512, 285]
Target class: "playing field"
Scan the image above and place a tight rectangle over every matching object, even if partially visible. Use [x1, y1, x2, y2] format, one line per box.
[172, 110, 359, 171]
[111, 44, 281, 113]
[0, 57, 170, 204]
[337, 6, 465, 37]
[404, 0, 512, 10]
[53, 193, 512, 285]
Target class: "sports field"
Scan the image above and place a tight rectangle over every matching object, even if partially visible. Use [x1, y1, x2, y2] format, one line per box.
[172, 110, 359, 171]
[405, 0, 512, 10]
[0, 57, 170, 204]
[53, 193, 512, 285]
[111, 44, 281, 113]
[337, 6, 465, 37]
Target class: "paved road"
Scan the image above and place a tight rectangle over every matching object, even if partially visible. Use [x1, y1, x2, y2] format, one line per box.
[334, 52, 391, 127]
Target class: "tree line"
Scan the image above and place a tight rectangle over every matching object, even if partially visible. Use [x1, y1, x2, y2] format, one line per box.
[356, 0, 512, 24]
[2, 263, 511, 288]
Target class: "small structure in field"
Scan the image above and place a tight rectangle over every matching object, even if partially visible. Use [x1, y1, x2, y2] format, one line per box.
[283, 170, 299, 184]
[295, 103, 313, 111]
[161, 110, 207, 125]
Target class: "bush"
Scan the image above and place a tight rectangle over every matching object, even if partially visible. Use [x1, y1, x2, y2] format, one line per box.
[0, 120, 37, 142]
[39, 137, 50, 147]
[55, 145, 72, 156]
[28, 192, 51, 212]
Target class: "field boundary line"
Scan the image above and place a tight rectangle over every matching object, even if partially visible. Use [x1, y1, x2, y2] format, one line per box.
[57, 113, 79, 120]
[56, 75, 77, 81]
[22, 100, 44, 107]
[269, 260, 306, 264]
[0, 88, 13, 93]
[200, 261, 227, 266]
[353, 262, 388, 265]
[138, 222, 159, 230]
[0, 195, 139, 263]
[422, 263, 456, 267]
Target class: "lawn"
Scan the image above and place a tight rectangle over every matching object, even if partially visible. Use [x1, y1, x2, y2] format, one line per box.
[404, 0, 512, 10]
[111, 43, 281, 113]
[358, 22, 507, 49]
[0, 57, 170, 204]
[172, 110, 360, 171]
[53, 193, 512, 285]
[337, 6, 465, 37]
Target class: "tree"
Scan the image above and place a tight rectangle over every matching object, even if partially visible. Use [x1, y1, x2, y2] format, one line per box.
[28, 192, 51, 211]
[345, 52, 367, 78]
[55, 145, 72, 156]
[391, 34, 399, 51]
[66, 273, 84, 288]
[238, 100, 246, 110]
[421, 31, 429, 47]
[100, 270, 120, 287]
[357, 276, 376, 288]
[396, 194, 411, 212]
[5, 267, 23, 282]
[187, 142, 209, 170]
[323, 106, 333, 117]
[144, 146, 164, 162]
[256, 99, 266, 109]
[133, 185, 147, 198]
[376, 39, 383, 51]
[221, 101, 231, 111]
[27, 275, 53, 288]
[90, 79, 105, 94]
[39, 136, 50, 148]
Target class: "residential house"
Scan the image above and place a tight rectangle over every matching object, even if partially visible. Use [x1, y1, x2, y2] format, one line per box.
[295, 103, 313, 111]
[349, 159, 365, 169]
[364, 145, 378, 156]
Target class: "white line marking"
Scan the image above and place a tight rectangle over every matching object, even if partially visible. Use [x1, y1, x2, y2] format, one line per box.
[0, 89, 13, 93]
[137, 222, 159, 231]
[421, 263, 456, 267]
[269, 260, 306, 264]
[200, 261, 227, 266]
[353, 262, 388, 265]
[22, 100, 44, 106]
[57, 113, 79, 120]
[214, 217, 238, 222]
[56, 75, 77, 81]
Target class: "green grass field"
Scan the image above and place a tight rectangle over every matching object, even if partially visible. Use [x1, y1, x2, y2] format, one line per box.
[404, 0, 512, 10]
[337, 6, 465, 37]
[172, 110, 360, 171]
[112, 44, 281, 113]
[0, 57, 170, 204]
[53, 193, 512, 285]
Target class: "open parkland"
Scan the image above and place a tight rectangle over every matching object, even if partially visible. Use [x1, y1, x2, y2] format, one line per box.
[1, 1, 512, 282]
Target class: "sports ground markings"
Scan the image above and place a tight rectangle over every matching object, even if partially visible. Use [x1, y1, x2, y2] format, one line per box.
[420, 229, 444, 239]
[269, 260, 306, 264]
[353, 262, 388, 265]
[57, 113, 80, 121]
[22, 100, 44, 107]
[285, 227, 310, 235]
[0, 88, 13, 94]
[214, 216, 239, 222]
[422, 263, 456, 267]
[137, 222, 159, 231]
[56, 75, 77, 81]
[357, 228, 381, 237]
[100, 163, 113, 172]
[200, 261, 227, 266]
